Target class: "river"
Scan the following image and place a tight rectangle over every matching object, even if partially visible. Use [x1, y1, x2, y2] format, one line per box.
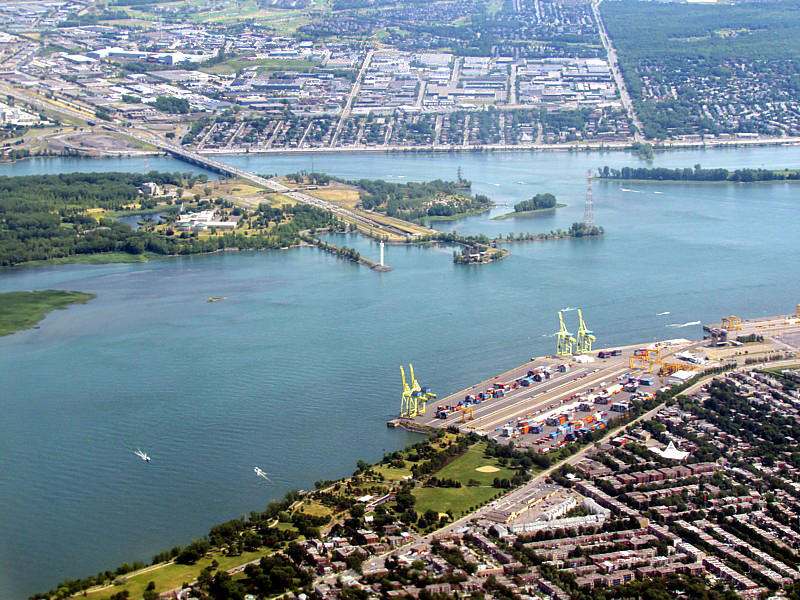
[1, 147, 799, 598]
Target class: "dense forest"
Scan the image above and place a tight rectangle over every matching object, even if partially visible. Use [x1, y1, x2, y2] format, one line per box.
[598, 165, 800, 182]
[0, 172, 342, 266]
[603, 0, 800, 138]
[603, 1, 800, 63]
[353, 179, 491, 221]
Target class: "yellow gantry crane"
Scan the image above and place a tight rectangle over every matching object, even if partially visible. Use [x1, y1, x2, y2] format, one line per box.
[556, 311, 576, 356]
[722, 316, 742, 331]
[461, 406, 475, 423]
[400, 365, 414, 417]
[576, 309, 597, 353]
[400, 364, 435, 418]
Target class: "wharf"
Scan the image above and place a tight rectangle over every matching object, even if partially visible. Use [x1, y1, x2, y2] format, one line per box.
[390, 311, 800, 447]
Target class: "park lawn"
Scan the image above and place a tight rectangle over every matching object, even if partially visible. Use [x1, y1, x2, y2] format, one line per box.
[411, 441, 517, 516]
[0, 290, 96, 336]
[413, 485, 502, 517]
[87, 550, 269, 600]
[375, 464, 414, 481]
[299, 502, 333, 518]
[433, 441, 516, 486]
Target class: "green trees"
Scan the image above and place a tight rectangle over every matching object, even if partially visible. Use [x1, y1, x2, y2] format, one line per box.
[597, 164, 800, 182]
[149, 96, 190, 114]
[514, 193, 557, 212]
[0, 174, 343, 266]
[175, 539, 211, 565]
[568, 222, 604, 237]
[353, 178, 491, 221]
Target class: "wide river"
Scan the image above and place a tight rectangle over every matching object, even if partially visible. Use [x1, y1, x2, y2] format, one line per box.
[1, 146, 799, 598]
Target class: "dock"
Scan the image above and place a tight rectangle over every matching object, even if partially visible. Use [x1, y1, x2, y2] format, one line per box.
[392, 311, 800, 448]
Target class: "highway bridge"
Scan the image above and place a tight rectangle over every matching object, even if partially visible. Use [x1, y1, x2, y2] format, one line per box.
[0, 82, 427, 237]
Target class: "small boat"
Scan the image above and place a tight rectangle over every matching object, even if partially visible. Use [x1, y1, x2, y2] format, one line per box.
[134, 448, 151, 462]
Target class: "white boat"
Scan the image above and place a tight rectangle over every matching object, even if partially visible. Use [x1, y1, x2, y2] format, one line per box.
[134, 448, 150, 462]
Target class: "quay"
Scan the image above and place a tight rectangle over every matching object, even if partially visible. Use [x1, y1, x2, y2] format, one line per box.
[390, 309, 800, 448]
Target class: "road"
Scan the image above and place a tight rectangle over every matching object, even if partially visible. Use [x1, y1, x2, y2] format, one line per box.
[330, 50, 373, 148]
[592, 0, 645, 143]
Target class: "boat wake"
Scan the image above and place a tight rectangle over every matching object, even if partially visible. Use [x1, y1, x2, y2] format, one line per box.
[620, 188, 642, 193]
[560, 306, 577, 312]
[667, 321, 701, 328]
[657, 311, 671, 316]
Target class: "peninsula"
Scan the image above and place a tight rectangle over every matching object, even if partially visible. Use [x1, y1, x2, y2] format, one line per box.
[0, 290, 95, 336]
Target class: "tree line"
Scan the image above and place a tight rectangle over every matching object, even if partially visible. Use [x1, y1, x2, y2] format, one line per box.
[598, 164, 800, 182]
[0, 172, 343, 266]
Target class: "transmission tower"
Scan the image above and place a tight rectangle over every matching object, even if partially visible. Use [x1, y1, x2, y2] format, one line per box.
[584, 170, 595, 227]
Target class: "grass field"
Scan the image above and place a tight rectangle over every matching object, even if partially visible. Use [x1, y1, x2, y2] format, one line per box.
[492, 203, 566, 220]
[412, 442, 516, 516]
[19, 252, 156, 267]
[201, 58, 321, 76]
[86, 550, 270, 600]
[762, 363, 800, 374]
[302, 185, 434, 239]
[0, 290, 96, 336]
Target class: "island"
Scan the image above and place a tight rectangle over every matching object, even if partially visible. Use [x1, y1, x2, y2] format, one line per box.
[493, 193, 566, 220]
[0, 170, 604, 273]
[0, 290, 95, 336]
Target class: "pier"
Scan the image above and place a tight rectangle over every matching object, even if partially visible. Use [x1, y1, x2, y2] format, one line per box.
[392, 311, 800, 449]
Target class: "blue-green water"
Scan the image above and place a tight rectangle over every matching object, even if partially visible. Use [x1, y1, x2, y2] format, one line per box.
[1, 147, 800, 598]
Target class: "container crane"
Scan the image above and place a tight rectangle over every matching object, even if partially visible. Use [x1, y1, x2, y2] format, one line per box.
[576, 309, 597, 353]
[722, 316, 742, 331]
[400, 365, 415, 417]
[400, 364, 434, 417]
[556, 311, 576, 356]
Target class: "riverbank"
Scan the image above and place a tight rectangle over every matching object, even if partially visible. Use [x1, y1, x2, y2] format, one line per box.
[184, 135, 800, 157]
[0, 290, 96, 336]
[492, 203, 567, 220]
[595, 177, 800, 185]
[424, 207, 493, 222]
[16, 252, 157, 268]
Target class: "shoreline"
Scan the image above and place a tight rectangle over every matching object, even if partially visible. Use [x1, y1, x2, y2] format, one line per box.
[492, 203, 567, 220]
[594, 177, 800, 185]
[7, 135, 800, 165]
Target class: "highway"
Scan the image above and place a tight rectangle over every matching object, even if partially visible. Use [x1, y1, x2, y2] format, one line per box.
[330, 49, 374, 148]
[0, 81, 431, 238]
[592, 0, 645, 143]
